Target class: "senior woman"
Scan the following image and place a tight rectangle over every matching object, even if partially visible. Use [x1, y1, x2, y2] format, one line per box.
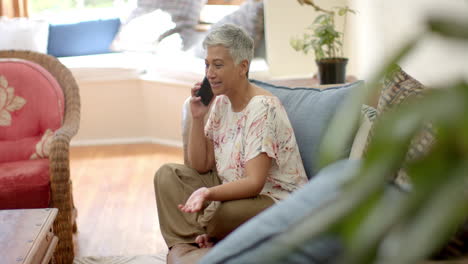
[154, 24, 308, 261]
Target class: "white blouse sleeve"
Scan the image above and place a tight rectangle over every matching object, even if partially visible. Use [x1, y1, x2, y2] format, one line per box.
[244, 98, 294, 168]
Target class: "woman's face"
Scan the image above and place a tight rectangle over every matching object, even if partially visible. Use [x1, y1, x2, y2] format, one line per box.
[205, 45, 247, 96]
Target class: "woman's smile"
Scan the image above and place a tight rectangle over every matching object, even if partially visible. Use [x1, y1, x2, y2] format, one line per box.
[210, 81, 222, 89]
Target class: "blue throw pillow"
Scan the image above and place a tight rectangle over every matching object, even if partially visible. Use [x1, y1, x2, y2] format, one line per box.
[199, 159, 361, 264]
[47, 18, 121, 57]
[250, 79, 363, 178]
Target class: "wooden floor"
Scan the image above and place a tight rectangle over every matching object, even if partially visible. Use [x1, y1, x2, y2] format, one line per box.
[70, 143, 183, 257]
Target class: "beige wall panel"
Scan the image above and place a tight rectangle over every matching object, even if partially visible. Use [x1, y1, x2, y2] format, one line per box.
[74, 79, 146, 142]
[141, 80, 191, 144]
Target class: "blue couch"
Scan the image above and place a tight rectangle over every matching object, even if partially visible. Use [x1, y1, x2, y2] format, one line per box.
[179, 79, 365, 263]
[196, 77, 468, 263]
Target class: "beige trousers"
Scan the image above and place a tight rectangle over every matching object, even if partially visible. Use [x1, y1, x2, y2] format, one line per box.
[154, 163, 274, 248]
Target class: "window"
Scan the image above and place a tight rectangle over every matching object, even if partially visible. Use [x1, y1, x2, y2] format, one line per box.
[201, 0, 246, 24]
[28, 0, 245, 22]
[206, 0, 245, 5]
[29, 0, 136, 20]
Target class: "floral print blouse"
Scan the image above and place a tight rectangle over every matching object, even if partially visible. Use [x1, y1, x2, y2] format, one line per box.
[205, 95, 308, 201]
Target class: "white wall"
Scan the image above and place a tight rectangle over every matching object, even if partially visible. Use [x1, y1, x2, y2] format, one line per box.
[354, 0, 468, 87]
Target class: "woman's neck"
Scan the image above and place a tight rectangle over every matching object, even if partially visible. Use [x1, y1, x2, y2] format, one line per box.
[227, 79, 255, 112]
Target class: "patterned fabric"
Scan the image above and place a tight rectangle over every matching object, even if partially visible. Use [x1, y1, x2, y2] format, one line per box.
[134, 0, 205, 25]
[349, 105, 376, 160]
[73, 253, 167, 264]
[211, 0, 264, 49]
[30, 129, 54, 159]
[405, 122, 436, 161]
[111, 9, 176, 52]
[431, 220, 468, 260]
[369, 73, 466, 261]
[194, 0, 264, 57]
[0, 59, 64, 163]
[154, 0, 206, 27]
[377, 67, 467, 261]
[381, 66, 435, 188]
[204, 95, 308, 201]
[364, 65, 435, 189]
[361, 104, 377, 122]
[0, 75, 26, 127]
[118, 0, 206, 50]
[377, 64, 426, 114]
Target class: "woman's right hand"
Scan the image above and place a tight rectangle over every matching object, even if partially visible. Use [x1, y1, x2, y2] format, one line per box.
[178, 187, 210, 213]
[190, 82, 211, 119]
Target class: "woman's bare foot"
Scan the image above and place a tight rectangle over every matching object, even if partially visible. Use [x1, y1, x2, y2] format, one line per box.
[195, 234, 215, 248]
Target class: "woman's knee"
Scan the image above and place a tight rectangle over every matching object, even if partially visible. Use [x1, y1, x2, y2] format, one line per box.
[210, 203, 237, 225]
[154, 163, 179, 189]
[206, 196, 274, 239]
[206, 202, 244, 239]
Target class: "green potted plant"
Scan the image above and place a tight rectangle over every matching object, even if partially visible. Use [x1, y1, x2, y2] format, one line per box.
[290, 0, 355, 84]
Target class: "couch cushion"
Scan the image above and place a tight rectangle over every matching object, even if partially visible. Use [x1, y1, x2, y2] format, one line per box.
[378, 66, 466, 260]
[377, 65, 426, 114]
[199, 159, 361, 264]
[48, 18, 121, 57]
[118, 0, 206, 51]
[0, 59, 64, 162]
[250, 79, 362, 178]
[137, 0, 205, 27]
[0, 17, 49, 53]
[349, 105, 377, 160]
[110, 9, 177, 52]
[368, 65, 435, 189]
[193, 0, 264, 58]
[0, 135, 44, 163]
[215, 0, 264, 48]
[366, 66, 467, 260]
[0, 159, 50, 209]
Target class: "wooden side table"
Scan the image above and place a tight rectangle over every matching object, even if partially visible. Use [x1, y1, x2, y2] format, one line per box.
[0, 208, 59, 264]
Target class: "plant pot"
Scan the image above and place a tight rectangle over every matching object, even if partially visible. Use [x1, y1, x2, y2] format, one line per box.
[316, 58, 348, 85]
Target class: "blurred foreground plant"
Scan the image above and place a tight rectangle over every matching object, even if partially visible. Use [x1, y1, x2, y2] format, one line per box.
[260, 14, 468, 264]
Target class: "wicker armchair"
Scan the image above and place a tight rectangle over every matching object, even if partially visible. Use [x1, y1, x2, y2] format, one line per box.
[0, 50, 80, 264]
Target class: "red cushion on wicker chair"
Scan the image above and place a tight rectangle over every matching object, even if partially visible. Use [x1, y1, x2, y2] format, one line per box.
[0, 51, 80, 264]
[0, 159, 50, 209]
[0, 58, 64, 162]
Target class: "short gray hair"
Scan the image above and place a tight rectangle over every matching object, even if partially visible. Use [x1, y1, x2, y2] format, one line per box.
[203, 24, 254, 65]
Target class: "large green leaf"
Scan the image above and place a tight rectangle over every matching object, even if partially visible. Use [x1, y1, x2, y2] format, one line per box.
[428, 17, 468, 39]
[339, 83, 468, 264]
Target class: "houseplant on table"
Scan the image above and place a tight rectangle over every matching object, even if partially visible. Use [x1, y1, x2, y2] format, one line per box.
[290, 0, 355, 84]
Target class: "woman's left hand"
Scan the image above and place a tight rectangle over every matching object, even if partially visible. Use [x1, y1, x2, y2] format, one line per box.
[178, 187, 210, 213]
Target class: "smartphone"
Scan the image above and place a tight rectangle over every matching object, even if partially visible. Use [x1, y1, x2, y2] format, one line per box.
[197, 77, 214, 106]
